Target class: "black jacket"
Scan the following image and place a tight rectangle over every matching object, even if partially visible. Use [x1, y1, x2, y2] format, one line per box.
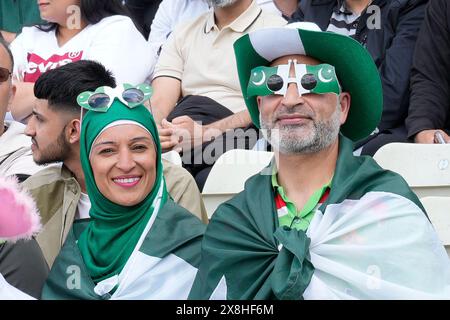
[290, 0, 428, 132]
[405, 0, 450, 138]
[0, 239, 49, 299]
[125, 0, 162, 39]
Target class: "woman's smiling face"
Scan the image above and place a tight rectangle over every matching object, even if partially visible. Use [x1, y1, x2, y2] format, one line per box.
[90, 124, 157, 207]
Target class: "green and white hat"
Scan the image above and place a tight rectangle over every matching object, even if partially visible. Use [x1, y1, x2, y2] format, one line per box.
[233, 22, 382, 141]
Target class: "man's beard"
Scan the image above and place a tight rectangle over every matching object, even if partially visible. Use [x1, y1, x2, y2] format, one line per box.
[207, 0, 238, 8]
[33, 129, 71, 165]
[260, 103, 342, 155]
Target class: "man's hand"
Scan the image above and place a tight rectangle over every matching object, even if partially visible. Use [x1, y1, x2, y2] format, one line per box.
[160, 116, 223, 152]
[158, 119, 182, 153]
[170, 116, 204, 149]
[414, 129, 450, 144]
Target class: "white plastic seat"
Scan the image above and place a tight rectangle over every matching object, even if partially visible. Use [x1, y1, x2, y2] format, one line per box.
[420, 196, 450, 258]
[373, 143, 450, 198]
[161, 150, 182, 166]
[202, 149, 274, 218]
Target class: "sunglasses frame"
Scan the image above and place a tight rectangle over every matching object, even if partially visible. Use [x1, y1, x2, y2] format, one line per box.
[247, 61, 341, 98]
[77, 83, 153, 113]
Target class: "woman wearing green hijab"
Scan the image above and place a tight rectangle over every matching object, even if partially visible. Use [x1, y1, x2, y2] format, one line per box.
[41, 85, 205, 299]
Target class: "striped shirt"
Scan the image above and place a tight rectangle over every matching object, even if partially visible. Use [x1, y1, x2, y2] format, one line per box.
[327, 0, 360, 38]
[272, 173, 331, 231]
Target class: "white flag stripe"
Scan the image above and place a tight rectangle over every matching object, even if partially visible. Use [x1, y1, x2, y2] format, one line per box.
[249, 28, 305, 62]
[294, 63, 309, 95]
[277, 206, 289, 218]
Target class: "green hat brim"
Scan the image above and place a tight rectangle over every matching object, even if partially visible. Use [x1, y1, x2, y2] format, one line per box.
[234, 26, 382, 141]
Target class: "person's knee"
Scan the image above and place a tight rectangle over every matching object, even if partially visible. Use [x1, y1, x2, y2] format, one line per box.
[360, 131, 408, 156]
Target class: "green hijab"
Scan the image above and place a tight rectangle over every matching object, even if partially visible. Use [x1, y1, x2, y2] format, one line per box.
[78, 100, 167, 284]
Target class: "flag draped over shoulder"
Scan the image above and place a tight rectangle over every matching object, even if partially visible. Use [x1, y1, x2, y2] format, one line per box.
[190, 166, 315, 300]
[189, 136, 450, 300]
[42, 199, 205, 300]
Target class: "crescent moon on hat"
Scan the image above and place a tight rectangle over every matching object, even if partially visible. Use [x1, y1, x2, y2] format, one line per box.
[318, 68, 333, 83]
[252, 70, 266, 86]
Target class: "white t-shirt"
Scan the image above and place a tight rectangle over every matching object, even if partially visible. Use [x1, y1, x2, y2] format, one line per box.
[10, 15, 153, 85]
[148, 0, 209, 53]
[75, 192, 91, 220]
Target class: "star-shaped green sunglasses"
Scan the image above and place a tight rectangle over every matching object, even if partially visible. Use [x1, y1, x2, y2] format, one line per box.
[77, 83, 153, 112]
[247, 60, 341, 98]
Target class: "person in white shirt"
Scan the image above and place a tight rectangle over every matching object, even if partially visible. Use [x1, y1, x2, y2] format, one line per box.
[10, 0, 152, 123]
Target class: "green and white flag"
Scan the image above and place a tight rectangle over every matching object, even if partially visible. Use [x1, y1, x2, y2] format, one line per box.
[189, 136, 450, 300]
[42, 198, 205, 300]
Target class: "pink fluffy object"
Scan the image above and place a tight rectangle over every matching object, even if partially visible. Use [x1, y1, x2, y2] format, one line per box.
[0, 176, 41, 243]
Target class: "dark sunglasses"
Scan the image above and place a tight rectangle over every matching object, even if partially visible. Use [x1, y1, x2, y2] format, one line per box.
[0, 67, 11, 82]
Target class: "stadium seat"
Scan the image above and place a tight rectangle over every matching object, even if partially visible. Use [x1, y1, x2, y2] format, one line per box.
[161, 150, 182, 166]
[202, 149, 274, 218]
[420, 196, 450, 258]
[373, 143, 450, 198]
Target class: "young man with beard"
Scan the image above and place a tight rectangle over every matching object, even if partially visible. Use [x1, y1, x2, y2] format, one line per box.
[151, 0, 285, 189]
[189, 23, 450, 299]
[23, 60, 208, 268]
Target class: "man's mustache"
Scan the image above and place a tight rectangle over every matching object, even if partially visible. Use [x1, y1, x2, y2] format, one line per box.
[273, 106, 315, 122]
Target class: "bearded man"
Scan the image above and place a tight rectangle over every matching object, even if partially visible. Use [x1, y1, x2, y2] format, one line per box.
[188, 23, 450, 300]
[151, 0, 285, 189]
